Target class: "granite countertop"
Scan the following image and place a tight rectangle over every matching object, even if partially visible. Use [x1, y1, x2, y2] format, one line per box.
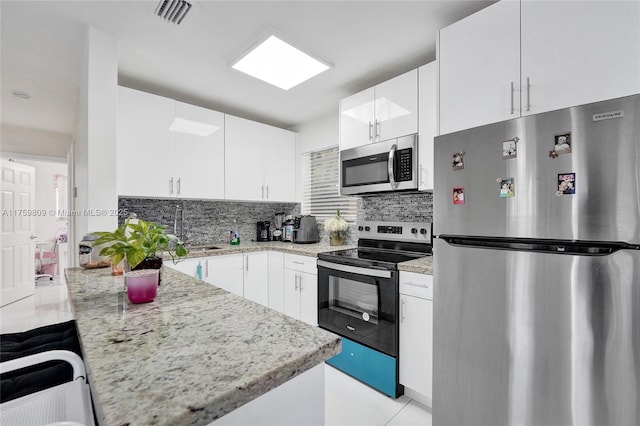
[181, 241, 433, 275]
[65, 267, 341, 426]
[183, 240, 357, 258]
[397, 256, 433, 275]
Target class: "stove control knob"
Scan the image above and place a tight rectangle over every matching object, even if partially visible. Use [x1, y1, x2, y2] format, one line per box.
[420, 228, 428, 235]
[411, 228, 418, 234]
[364, 226, 371, 232]
[358, 226, 364, 231]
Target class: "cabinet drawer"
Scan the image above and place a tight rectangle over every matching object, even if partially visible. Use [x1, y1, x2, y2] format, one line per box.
[399, 271, 433, 300]
[283, 254, 317, 274]
[326, 337, 398, 398]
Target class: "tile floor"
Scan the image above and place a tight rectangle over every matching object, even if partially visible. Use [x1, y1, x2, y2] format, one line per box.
[0, 277, 432, 426]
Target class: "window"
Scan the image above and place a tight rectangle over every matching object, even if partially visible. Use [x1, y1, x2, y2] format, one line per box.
[302, 146, 357, 222]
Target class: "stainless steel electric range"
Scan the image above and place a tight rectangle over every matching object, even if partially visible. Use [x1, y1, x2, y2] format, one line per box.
[317, 220, 432, 398]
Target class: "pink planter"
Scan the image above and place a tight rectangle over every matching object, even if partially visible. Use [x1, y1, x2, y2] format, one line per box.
[125, 269, 159, 304]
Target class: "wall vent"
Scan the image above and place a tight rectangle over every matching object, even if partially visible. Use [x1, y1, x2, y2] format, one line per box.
[155, 0, 192, 25]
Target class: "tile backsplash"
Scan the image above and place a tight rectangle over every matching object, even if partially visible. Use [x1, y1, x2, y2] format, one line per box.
[357, 191, 433, 223]
[118, 198, 299, 246]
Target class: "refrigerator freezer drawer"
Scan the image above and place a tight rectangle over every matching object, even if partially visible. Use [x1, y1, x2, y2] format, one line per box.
[433, 238, 640, 426]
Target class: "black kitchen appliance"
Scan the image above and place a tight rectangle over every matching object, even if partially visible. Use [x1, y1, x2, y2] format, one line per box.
[318, 220, 432, 398]
[256, 221, 271, 242]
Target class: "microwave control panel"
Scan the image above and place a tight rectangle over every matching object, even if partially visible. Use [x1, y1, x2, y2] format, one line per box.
[396, 148, 413, 182]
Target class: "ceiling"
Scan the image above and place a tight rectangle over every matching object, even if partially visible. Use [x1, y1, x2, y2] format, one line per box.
[1, 0, 494, 138]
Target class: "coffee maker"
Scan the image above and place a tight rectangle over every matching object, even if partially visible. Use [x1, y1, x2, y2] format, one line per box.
[256, 221, 271, 242]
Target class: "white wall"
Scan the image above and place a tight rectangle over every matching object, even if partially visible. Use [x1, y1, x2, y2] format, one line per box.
[290, 111, 339, 202]
[1, 125, 71, 159]
[73, 26, 118, 259]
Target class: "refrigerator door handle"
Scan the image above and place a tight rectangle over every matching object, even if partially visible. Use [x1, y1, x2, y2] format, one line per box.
[388, 143, 398, 189]
[438, 235, 640, 256]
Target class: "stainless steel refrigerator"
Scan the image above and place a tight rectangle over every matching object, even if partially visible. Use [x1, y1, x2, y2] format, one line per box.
[433, 94, 640, 426]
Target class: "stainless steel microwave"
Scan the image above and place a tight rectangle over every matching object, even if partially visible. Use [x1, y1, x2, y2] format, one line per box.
[340, 134, 418, 195]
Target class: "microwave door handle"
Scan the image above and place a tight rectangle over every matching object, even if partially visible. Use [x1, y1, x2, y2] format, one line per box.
[388, 143, 398, 189]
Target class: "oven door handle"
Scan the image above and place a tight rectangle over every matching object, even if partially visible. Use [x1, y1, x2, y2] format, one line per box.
[317, 260, 392, 278]
[388, 143, 398, 189]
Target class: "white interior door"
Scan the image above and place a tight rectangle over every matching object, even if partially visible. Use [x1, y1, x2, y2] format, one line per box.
[1, 159, 36, 306]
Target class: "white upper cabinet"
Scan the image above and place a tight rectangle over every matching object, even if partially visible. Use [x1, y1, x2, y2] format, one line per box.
[173, 101, 225, 199]
[438, 0, 520, 135]
[439, 0, 640, 135]
[225, 115, 296, 202]
[340, 69, 418, 150]
[418, 62, 437, 191]
[117, 87, 225, 199]
[520, 0, 640, 116]
[117, 86, 176, 197]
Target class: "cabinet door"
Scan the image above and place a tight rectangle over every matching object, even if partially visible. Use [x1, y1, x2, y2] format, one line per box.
[375, 69, 418, 142]
[283, 269, 301, 320]
[418, 63, 437, 191]
[117, 86, 175, 197]
[268, 251, 285, 313]
[298, 271, 318, 326]
[165, 258, 201, 278]
[224, 115, 265, 201]
[173, 102, 225, 199]
[340, 87, 375, 150]
[438, 1, 521, 134]
[521, 0, 640, 116]
[263, 126, 296, 202]
[205, 254, 244, 297]
[399, 294, 433, 401]
[243, 252, 269, 307]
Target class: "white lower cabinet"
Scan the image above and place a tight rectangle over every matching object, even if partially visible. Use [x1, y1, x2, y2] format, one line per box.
[243, 252, 268, 307]
[399, 271, 433, 405]
[268, 251, 285, 313]
[204, 254, 244, 298]
[283, 254, 318, 326]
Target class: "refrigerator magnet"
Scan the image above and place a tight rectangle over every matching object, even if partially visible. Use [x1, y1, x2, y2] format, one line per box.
[502, 137, 518, 159]
[452, 151, 465, 170]
[453, 187, 465, 204]
[553, 133, 572, 155]
[556, 173, 575, 196]
[498, 177, 515, 198]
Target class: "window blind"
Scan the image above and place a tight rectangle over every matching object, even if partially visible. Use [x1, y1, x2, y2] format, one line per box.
[302, 146, 357, 222]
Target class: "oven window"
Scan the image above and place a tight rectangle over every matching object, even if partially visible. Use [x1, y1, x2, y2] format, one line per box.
[328, 276, 379, 324]
[342, 156, 389, 187]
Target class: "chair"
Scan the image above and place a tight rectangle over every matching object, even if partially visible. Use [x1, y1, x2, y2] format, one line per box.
[0, 350, 95, 426]
[35, 240, 56, 280]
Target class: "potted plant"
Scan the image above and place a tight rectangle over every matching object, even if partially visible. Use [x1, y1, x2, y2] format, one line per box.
[324, 210, 349, 246]
[92, 218, 188, 278]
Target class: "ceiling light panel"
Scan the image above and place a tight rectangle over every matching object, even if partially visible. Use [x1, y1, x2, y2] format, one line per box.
[232, 35, 330, 90]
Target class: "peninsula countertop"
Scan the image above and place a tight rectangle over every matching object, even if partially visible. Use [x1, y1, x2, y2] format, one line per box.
[65, 267, 341, 426]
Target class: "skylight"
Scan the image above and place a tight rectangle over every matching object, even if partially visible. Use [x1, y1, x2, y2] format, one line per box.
[232, 35, 330, 90]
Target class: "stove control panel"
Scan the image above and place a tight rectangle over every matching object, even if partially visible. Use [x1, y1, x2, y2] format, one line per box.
[356, 221, 432, 243]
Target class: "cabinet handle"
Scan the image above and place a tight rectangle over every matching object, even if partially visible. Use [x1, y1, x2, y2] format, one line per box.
[419, 164, 424, 186]
[292, 261, 304, 265]
[169, 177, 174, 196]
[526, 77, 531, 112]
[294, 274, 299, 291]
[177, 178, 181, 196]
[375, 119, 380, 140]
[510, 81, 515, 115]
[205, 259, 209, 278]
[261, 185, 264, 199]
[266, 185, 269, 200]
[299, 274, 303, 291]
[245, 255, 249, 271]
[401, 299, 406, 323]
[368, 121, 373, 141]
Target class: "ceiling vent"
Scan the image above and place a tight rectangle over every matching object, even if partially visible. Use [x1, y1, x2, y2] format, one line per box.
[155, 0, 192, 25]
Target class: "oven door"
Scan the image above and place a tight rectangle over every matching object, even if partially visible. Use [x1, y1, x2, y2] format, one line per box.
[340, 135, 417, 195]
[317, 260, 398, 357]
